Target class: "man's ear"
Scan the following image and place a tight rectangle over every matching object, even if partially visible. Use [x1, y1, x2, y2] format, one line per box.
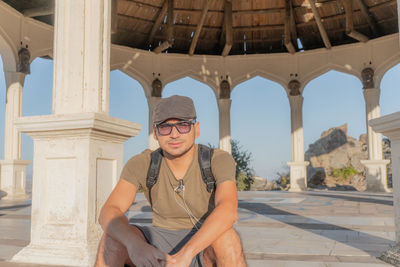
[194, 121, 200, 138]
[153, 125, 158, 140]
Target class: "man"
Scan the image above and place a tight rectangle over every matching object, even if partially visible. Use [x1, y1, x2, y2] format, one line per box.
[95, 95, 246, 267]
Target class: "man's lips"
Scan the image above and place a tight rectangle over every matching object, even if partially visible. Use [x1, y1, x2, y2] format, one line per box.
[168, 141, 183, 147]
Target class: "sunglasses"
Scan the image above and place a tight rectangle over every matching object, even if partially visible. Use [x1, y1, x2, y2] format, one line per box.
[156, 120, 196, 136]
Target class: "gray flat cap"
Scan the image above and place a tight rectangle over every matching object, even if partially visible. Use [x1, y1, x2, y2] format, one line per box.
[153, 95, 197, 124]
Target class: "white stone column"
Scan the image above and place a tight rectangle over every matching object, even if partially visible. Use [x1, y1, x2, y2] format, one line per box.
[148, 96, 160, 150]
[11, 1, 141, 266]
[0, 71, 30, 199]
[218, 98, 232, 154]
[360, 68, 390, 192]
[287, 80, 309, 191]
[368, 112, 400, 242]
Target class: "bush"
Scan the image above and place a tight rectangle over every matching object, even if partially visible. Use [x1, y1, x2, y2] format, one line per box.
[276, 170, 290, 189]
[208, 140, 254, 190]
[330, 165, 359, 183]
[231, 140, 255, 191]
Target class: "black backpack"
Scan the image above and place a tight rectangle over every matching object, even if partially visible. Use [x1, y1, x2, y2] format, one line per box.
[146, 144, 215, 206]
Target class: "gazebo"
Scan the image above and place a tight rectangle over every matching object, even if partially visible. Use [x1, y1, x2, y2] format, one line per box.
[0, 0, 399, 266]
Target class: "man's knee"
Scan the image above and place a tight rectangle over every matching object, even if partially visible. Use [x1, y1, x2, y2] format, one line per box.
[211, 228, 246, 265]
[212, 228, 242, 250]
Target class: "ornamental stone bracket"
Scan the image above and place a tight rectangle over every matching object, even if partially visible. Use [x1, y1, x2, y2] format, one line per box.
[11, 113, 141, 267]
[287, 161, 310, 192]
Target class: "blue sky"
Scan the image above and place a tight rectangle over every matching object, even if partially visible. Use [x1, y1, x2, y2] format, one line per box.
[0, 56, 399, 180]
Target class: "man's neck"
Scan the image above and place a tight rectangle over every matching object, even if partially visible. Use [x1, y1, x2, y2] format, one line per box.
[164, 144, 196, 179]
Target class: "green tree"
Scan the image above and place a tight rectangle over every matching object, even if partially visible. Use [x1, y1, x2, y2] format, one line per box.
[231, 139, 254, 190]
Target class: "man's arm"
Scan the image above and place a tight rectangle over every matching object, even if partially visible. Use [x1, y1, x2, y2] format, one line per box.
[98, 178, 139, 247]
[169, 180, 238, 265]
[98, 179, 173, 266]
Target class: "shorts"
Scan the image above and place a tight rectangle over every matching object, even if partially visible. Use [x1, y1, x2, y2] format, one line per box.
[136, 225, 204, 267]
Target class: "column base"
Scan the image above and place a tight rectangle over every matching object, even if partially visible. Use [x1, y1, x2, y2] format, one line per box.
[360, 159, 391, 192]
[12, 241, 99, 267]
[287, 161, 310, 192]
[13, 113, 141, 267]
[0, 159, 31, 200]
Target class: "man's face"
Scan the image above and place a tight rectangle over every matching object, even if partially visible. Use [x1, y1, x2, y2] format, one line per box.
[153, 118, 200, 157]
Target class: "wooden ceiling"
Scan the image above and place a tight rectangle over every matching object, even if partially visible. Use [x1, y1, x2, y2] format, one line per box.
[3, 0, 399, 56]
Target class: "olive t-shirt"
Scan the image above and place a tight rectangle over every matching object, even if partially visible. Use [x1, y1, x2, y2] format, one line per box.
[120, 144, 236, 230]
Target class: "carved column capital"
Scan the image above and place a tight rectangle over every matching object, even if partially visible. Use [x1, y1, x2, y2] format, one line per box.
[361, 67, 375, 89]
[151, 78, 162, 97]
[17, 47, 31, 75]
[219, 80, 231, 99]
[288, 79, 301, 96]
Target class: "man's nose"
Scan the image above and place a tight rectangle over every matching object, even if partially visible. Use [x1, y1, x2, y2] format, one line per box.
[170, 125, 180, 138]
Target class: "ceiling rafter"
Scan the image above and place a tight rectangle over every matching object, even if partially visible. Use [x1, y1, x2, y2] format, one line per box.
[289, 0, 298, 49]
[153, 0, 174, 53]
[284, 0, 296, 54]
[339, 0, 369, 42]
[189, 0, 210, 55]
[354, 0, 380, 36]
[222, 0, 233, 57]
[146, 0, 168, 48]
[308, 0, 331, 49]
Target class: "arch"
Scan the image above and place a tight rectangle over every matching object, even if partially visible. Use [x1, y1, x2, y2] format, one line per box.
[0, 25, 17, 71]
[30, 48, 53, 62]
[380, 62, 400, 117]
[231, 75, 291, 180]
[162, 76, 219, 147]
[109, 69, 149, 160]
[302, 64, 361, 93]
[231, 70, 287, 93]
[113, 63, 152, 99]
[163, 70, 219, 100]
[376, 53, 400, 88]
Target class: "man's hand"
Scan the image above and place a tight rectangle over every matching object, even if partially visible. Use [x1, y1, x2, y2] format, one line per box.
[165, 250, 194, 267]
[127, 242, 175, 267]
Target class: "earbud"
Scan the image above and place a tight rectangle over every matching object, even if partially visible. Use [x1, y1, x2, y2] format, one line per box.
[175, 180, 185, 193]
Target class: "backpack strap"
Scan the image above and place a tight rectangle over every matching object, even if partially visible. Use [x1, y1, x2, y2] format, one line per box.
[146, 148, 163, 207]
[198, 144, 216, 192]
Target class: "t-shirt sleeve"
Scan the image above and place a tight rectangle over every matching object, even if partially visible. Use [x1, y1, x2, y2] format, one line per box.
[211, 149, 236, 185]
[120, 150, 151, 189]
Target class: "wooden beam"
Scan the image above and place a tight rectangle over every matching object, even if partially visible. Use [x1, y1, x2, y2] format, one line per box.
[222, 0, 233, 57]
[219, 17, 226, 49]
[189, 0, 209, 55]
[22, 5, 53, 17]
[308, 0, 331, 49]
[284, 0, 296, 54]
[154, 41, 172, 53]
[341, 0, 369, 42]
[289, 0, 298, 48]
[111, 0, 118, 34]
[166, 0, 174, 42]
[354, 0, 380, 36]
[154, 0, 174, 53]
[146, 0, 168, 47]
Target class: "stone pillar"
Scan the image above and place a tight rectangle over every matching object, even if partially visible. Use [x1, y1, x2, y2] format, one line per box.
[218, 99, 232, 154]
[287, 80, 309, 191]
[148, 96, 161, 150]
[0, 71, 30, 199]
[148, 78, 162, 150]
[218, 80, 232, 153]
[360, 68, 390, 192]
[11, 1, 141, 266]
[368, 113, 400, 242]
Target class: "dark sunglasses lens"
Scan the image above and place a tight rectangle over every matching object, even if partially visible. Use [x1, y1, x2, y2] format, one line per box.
[157, 124, 172, 135]
[176, 122, 191, 133]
